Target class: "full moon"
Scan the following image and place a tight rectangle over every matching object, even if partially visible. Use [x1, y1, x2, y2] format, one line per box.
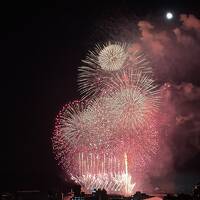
[166, 12, 173, 20]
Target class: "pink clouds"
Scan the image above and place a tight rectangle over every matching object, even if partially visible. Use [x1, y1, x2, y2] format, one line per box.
[130, 14, 200, 82]
[161, 82, 200, 162]
[137, 21, 166, 56]
[173, 28, 195, 45]
[130, 16, 200, 187]
[146, 82, 200, 191]
[180, 14, 200, 31]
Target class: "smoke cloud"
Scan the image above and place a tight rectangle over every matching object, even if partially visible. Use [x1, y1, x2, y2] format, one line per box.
[131, 14, 200, 83]
[130, 14, 200, 192]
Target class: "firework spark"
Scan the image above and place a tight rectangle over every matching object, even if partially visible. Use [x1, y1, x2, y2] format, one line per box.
[71, 152, 135, 195]
[101, 70, 161, 134]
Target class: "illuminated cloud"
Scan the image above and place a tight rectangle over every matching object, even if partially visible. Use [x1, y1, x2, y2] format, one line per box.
[127, 14, 200, 82]
[180, 14, 200, 31]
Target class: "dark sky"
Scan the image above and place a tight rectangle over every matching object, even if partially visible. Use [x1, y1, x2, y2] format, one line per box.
[1, 0, 200, 192]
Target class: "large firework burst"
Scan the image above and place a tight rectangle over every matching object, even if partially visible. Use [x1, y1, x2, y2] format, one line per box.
[103, 71, 160, 133]
[52, 41, 161, 194]
[52, 78, 160, 189]
[78, 42, 152, 100]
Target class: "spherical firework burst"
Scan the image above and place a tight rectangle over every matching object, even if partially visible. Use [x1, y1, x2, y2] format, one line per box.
[102, 71, 161, 134]
[78, 42, 152, 100]
[98, 42, 127, 71]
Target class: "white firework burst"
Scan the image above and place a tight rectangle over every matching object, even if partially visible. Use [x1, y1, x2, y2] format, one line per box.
[98, 42, 127, 71]
[101, 71, 161, 134]
[78, 42, 153, 100]
[78, 42, 127, 100]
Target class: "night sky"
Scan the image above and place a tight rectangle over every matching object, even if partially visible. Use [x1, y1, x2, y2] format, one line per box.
[1, 0, 200, 193]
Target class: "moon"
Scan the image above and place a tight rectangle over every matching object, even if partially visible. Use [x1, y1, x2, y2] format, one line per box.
[166, 12, 173, 20]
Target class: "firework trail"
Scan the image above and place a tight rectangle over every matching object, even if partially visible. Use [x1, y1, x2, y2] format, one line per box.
[71, 152, 135, 195]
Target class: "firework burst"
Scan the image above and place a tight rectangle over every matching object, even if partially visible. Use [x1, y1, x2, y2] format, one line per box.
[101, 70, 161, 134]
[98, 42, 127, 71]
[78, 42, 152, 100]
[52, 41, 162, 194]
[52, 89, 160, 184]
[85, 42, 127, 71]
